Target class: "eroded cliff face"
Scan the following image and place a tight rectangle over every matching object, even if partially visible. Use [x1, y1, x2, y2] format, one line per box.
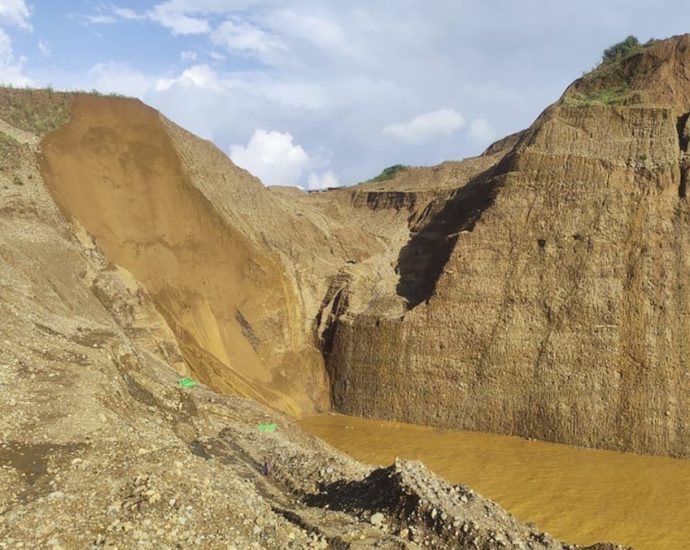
[326, 35, 690, 457]
[7, 34, 690, 460]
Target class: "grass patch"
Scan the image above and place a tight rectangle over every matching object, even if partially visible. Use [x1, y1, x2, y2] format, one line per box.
[566, 36, 661, 108]
[88, 88, 130, 98]
[601, 35, 642, 64]
[594, 36, 659, 73]
[0, 85, 132, 136]
[0, 86, 74, 136]
[565, 86, 631, 106]
[370, 164, 408, 182]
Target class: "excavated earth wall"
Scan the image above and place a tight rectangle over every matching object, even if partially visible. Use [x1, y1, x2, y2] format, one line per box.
[326, 35, 690, 458]
[329, 103, 690, 457]
[12, 33, 690, 466]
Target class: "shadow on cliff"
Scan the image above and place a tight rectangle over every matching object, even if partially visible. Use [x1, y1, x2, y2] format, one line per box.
[395, 164, 505, 308]
[678, 111, 690, 198]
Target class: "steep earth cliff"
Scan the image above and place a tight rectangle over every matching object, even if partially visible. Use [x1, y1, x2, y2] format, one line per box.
[326, 34, 690, 458]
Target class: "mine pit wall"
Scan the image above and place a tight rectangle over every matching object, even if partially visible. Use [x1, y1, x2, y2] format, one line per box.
[348, 190, 419, 212]
[329, 104, 690, 458]
[38, 95, 329, 416]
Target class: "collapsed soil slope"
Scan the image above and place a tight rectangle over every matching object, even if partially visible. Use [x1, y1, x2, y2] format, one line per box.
[39, 95, 333, 416]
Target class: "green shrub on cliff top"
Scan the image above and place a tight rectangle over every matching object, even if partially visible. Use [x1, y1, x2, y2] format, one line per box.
[371, 164, 408, 182]
[601, 35, 641, 64]
[567, 86, 631, 106]
[567, 35, 657, 107]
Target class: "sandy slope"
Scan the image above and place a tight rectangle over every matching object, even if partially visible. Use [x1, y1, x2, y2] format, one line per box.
[39, 95, 330, 416]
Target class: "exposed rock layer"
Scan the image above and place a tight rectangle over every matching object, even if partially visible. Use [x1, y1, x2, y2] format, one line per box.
[327, 35, 690, 458]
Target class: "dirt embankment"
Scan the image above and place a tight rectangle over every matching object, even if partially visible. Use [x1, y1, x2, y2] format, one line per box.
[39, 95, 329, 416]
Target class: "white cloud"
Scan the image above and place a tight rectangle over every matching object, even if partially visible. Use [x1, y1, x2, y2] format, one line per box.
[143, 1, 270, 17]
[0, 28, 12, 64]
[0, 29, 31, 86]
[84, 14, 117, 24]
[155, 64, 223, 92]
[37, 39, 50, 57]
[0, 0, 31, 29]
[83, 6, 143, 25]
[230, 129, 309, 186]
[181, 50, 197, 61]
[84, 4, 208, 36]
[383, 109, 465, 143]
[211, 19, 284, 60]
[88, 62, 152, 97]
[307, 170, 339, 190]
[112, 7, 143, 20]
[155, 62, 328, 109]
[0, 63, 30, 85]
[223, 74, 327, 109]
[87, 0, 260, 29]
[0, 0, 32, 85]
[263, 11, 346, 52]
[147, 3, 210, 35]
[469, 118, 494, 143]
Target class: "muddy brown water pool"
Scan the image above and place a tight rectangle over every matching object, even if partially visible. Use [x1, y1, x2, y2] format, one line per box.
[299, 414, 690, 550]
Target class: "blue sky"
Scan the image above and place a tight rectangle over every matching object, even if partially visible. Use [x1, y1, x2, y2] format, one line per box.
[1, 1, 690, 189]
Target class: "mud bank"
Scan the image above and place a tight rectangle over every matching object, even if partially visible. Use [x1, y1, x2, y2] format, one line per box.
[301, 413, 690, 550]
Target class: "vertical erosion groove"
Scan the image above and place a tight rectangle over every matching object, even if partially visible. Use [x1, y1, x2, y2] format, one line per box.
[677, 112, 689, 198]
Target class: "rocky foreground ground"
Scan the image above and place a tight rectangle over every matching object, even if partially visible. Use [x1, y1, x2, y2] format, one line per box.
[0, 369, 627, 549]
